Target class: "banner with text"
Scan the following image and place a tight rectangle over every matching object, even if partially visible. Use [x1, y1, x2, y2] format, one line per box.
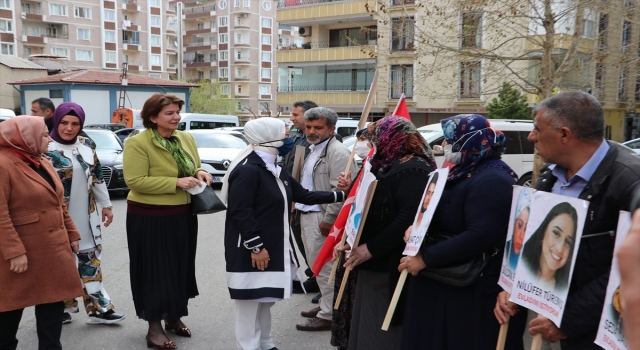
[509, 191, 588, 326]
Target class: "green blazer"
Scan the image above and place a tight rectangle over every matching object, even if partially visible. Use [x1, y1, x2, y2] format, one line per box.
[123, 128, 205, 206]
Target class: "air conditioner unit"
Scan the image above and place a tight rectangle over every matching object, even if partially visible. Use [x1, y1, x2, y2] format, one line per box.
[298, 26, 311, 37]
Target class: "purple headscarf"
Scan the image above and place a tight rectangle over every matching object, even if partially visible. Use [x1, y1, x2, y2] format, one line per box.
[50, 102, 86, 145]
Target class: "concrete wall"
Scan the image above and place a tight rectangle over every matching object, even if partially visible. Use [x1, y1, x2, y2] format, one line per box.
[0, 66, 47, 111]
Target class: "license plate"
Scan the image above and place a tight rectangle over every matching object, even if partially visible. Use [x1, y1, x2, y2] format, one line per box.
[212, 176, 222, 183]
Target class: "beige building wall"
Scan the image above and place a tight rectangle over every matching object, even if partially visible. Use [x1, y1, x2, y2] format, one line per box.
[0, 65, 46, 110]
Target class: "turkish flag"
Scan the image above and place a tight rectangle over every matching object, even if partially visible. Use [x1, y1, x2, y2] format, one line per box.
[392, 93, 411, 120]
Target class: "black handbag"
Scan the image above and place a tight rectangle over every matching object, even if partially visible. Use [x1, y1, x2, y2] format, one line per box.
[190, 185, 227, 215]
[419, 231, 497, 288]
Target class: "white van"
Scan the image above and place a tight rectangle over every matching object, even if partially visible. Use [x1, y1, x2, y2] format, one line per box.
[335, 119, 371, 139]
[0, 108, 16, 118]
[417, 120, 535, 186]
[177, 113, 239, 131]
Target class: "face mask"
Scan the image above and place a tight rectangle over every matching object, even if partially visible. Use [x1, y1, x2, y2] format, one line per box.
[444, 127, 496, 165]
[258, 137, 294, 156]
[355, 141, 370, 158]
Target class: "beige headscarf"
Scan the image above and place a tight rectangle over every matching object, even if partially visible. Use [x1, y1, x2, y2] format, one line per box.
[0, 115, 48, 167]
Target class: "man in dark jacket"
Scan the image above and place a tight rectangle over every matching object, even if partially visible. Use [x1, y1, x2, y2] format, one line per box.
[494, 91, 640, 349]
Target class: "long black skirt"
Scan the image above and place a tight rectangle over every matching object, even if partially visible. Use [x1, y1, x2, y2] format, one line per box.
[126, 204, 198, 321]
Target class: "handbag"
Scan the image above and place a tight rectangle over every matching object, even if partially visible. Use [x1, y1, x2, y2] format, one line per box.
[419, 231, 497, 288]
[190, 185, 227, 215]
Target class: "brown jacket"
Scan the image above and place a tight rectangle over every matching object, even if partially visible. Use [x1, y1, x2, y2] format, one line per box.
[0, 148, 83, 312]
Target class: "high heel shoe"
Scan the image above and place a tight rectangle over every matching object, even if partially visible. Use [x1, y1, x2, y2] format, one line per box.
[164, 322, 192, 337]
[146, 335, 177, 349]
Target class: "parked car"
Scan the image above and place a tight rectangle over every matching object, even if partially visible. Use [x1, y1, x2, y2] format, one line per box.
[335, 119, 371, 139]
[83, 129, 128, 192]
[0, 116, 11, 123]
[114, 128, 136, 143]
[187, 130, 249, 183]
[177, 113, 239, 131]
[622, 138, 640, 154]
[216, 126, 244, 133]
[85, 123, 127, 132]
[417, 119, 535, 187]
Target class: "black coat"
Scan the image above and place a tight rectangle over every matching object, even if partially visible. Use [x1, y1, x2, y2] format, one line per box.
[536, 142, 640, 349]
[224, 152, 343, 300]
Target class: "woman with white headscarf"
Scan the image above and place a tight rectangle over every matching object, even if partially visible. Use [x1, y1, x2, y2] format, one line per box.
[222, 118, 345, 350]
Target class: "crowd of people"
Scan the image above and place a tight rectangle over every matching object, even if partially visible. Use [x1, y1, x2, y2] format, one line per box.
[1, 91, 640, 350]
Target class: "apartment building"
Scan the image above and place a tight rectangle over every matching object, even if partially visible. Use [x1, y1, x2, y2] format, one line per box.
[177, 0, 279, 120]
[0, 0, 178, 79]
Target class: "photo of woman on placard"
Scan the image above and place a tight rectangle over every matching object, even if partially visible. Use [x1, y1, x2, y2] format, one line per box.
[504, 189, 531, 271]
[521, 202, 578, 291]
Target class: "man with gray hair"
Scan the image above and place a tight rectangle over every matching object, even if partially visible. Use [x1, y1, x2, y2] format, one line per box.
[295, 107, 358, 331]
[494, 91, 640, 350]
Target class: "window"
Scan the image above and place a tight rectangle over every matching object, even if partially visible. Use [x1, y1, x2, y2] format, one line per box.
[150, 35, 161, 46]
[210, 70, 217, 79]
[219, 16, 228, 27]
[244, 0, 249, 7]
[104, 9, 115, 21]
[261, 34, 271, 44]
[390, 65, 413, 98]
[461, 11, 482, 48]
[50, 90, 63, 98]
[105, 30, 116, 42]
[594, 63, 605, 100]
[635, 70, 640, 103]
[619, 67, 629, 102]
[622, 20, 632, 53]
[26, 26, 41, 36]
[237, 85, 242, 93]
[597, 14, 608, 48]
[105, 51, 116, 63]
[259, 84, 270, 95]
[74, 6, 91, 18]
[583, 11, 594, 38]
[459, 61, 481, 99]
[261, 51, 271, 61]
[219, 0, 227, 10]
[0, 0, 10, 9]
[150, 0, 160, 7]
[221, 84, 230, 95]
[261, 18, 272, 28]
[51, 47, 69, 57]
[210, 53, 217, 61]
[76, 49, 93, 61]
[261, 68, 271, 78]
[77, 28, 90, 40]
[236, 33, 242, 43]
[220, 67, 229, 78]
[391, 17, 414, 51]
[0, 43, 14, 55]
[329, 26, 377, 47]
[0, 19, 12, 32]
[234, 0, 240, 7]
[151, 54, 161, 65]
[262, 1, 271, 11]
[150, 15, 160, 27]
[219, 33, 228, 43]
[220, 51, 228, 60]
[49, 3, 67, 16]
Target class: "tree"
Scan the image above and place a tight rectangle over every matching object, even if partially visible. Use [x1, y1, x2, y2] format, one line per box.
[187, 79, 237, 115]
[486, 82, 532, 120]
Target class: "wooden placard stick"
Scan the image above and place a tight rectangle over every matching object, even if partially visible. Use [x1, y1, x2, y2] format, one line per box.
[334, 180, 378, 310]
[495, 293, 514, 350]
[531, 333, 543, 350]
[328, 231, 347, 285]
[381, 268, 408, 330]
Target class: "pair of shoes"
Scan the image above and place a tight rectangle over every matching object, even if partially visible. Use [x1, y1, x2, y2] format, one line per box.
[165, 322, 192, 337]
[145, 335, 177, 349]
[62, 312, 72, 324]
[296, 317, 332, 331]
[87, 310, 125, 325]
[302, 278, 320, 293]
[292, 280, 304, 294]
[301, 306, 321, 318]
[311, 292, 322, 304]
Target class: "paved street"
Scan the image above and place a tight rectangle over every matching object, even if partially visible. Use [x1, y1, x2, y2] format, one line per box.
[15, 186, 335, 350]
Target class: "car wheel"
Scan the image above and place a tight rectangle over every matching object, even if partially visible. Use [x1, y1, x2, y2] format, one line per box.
[518, 174, 533, 188]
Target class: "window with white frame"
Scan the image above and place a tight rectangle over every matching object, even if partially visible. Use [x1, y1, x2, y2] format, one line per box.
[26, 26, 41, 36]
[390, 64, 413, 98]
[583, 10, 594, 38]
[237, 85, 242, 93]
[74, 6, 91, 18]
[237, 67, 242, 76]
[51, 47, 69, 57]
[220, 67, 229, 78]
[0, 19, 12, 32]
[261, 51, 271, 61]
[150, 35, 161, 46]
[76, 49, 93, 61]
[210, 70, 217, 79]
[0, 0, 11, 9]
[234, 0, 239, 7]
[459, 61, 481, 98]
[150, 15, 160, 27]
[105, 30, 116, 42]
[262, 1, 271, 11]
[243, 0, 249, 7]
[220, 51, 228, 60]
[391, 17, 414, 51]
[219, 16, 228, 27]
[105, 51, 116, 63]
[261, 34, 271, 45]
[261, 68, 271, 78]
[77, 28, 90, 40]
[236, 33, 241, 43]
[150, 0, 160, 7]
[104, 9, 115, 21]
[259, 84, 270, 95]
[261, 18, 271, 27]
[49, 3, 67, 16]
[219, 33, 228, 43]
[1, 43, 14, 55]
[221, 84, 230, 95]
[460, 11, 482, 48]
[151, 54, 161, 65]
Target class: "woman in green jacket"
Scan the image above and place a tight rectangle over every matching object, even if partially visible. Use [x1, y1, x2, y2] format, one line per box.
[123, 93, 212, 350]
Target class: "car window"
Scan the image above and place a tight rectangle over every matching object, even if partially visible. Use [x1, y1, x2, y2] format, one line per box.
[503, 131, 521, 155]
[190, 133, 249, 148]
[520, 131, 535, 154]
[190, 121, 237, 130]
[626, 140, 640, 149]
[84, 131, 123, 150]
[337, 127, 357, 138]
[429, 136, 445, 155]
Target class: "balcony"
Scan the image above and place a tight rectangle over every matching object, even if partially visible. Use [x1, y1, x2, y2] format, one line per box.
[276, 89, 369, 107]
[277, 0, 373, 26]
[234, 40, 251, 48]
[235, 75, 250, 81]
[182, 5, 216, 19]
[278, 85, 370, 93]
[185, 27, 216, 36]
[123, 38, 140, 51]
[185, 40, 216, 52]
[234, 55, 250, 64]
[183, 57, 217, 68]
[167, 5, 177, 13]
[277, 41, 376, 63]
[122, 0, 141, 11]
[21, 9, 45, 21]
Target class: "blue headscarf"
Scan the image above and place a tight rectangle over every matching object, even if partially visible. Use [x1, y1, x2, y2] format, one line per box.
[441, 114, 517, 183]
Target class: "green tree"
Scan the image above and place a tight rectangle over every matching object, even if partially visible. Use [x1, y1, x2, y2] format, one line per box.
[187, 79, 237, 115]
[486, 83, 532, 120]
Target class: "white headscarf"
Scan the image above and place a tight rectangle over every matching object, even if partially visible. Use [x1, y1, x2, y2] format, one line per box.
[220, 118, 286, 203]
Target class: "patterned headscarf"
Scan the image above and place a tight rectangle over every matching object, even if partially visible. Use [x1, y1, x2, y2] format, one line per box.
[367, 116, 436, 171]
[441, 114, 517, 183]
[50, 102, 86, 145]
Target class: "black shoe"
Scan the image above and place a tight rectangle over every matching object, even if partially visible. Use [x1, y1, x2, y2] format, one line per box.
[292, 280, 305, 294]
[303, 278, 320, 293]
[87, 310, 125, 324]
[311, 292, 322, 304]
[62, 312, 72, 324]
[305, 268, 313, 278]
